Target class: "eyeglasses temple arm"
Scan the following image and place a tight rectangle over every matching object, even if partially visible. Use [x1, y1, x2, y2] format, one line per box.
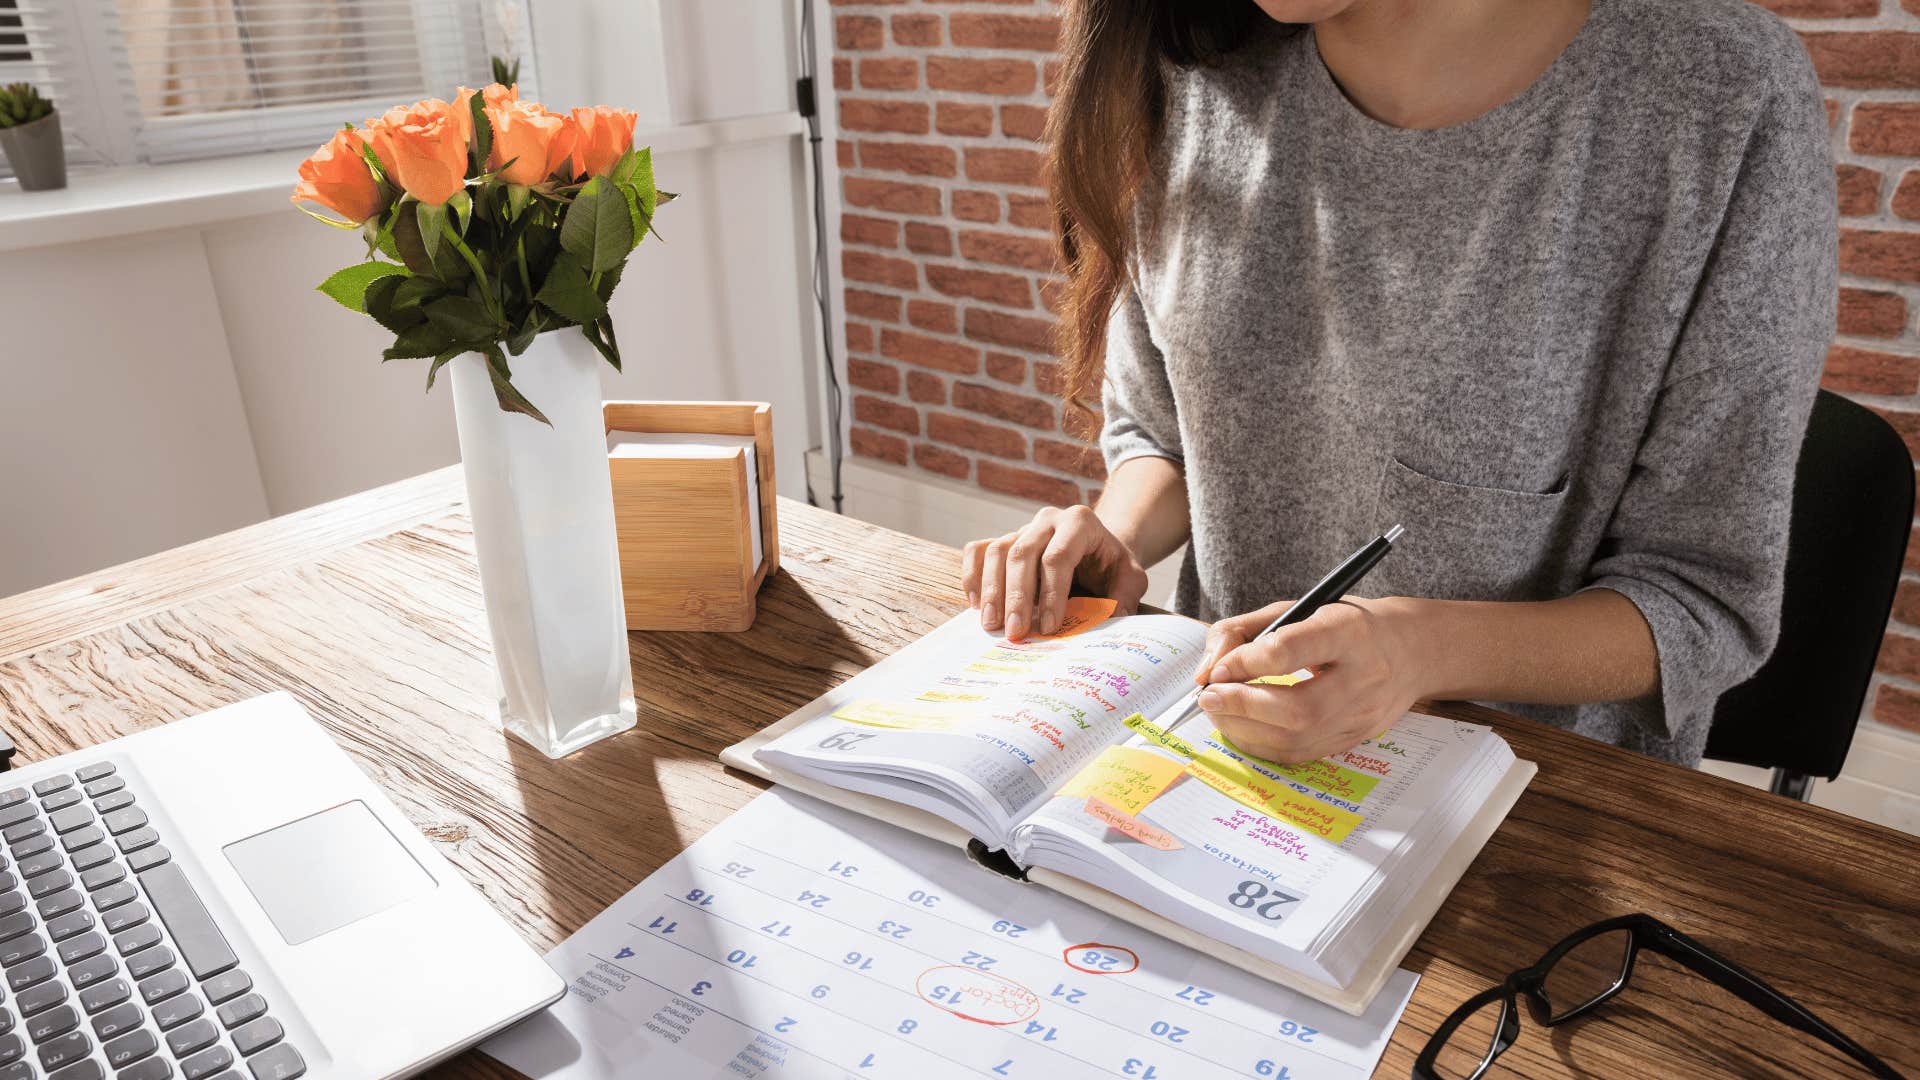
[1657, 932, 1905, 1080]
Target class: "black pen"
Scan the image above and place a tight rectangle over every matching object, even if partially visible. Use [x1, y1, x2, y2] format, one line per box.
[1162, 524, 1406, 731]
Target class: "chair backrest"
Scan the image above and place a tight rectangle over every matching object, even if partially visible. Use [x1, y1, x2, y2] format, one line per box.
[1705, 390, 1914, 779]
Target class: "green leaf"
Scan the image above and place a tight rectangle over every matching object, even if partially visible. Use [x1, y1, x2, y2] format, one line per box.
[506, 309, 545, 356]
[383, 322, 459, 360]
[393, 199, 467, 281]
[446, 189, 472, 237]
[559, 177, 633, 274]
[485, 347, 551, 425]
[612, 147, 657, 219]
[593, 259, 624, 303]
[364, 275, 424, 335]
[425, 346, 464, 392]
[316, 261, 408, 311]
[392, 275, 441, 310]
[358, 138, 388, 184]
[423, 295, 500, 346]
[468, 87, 491, 169]
[534, 250, 606, 326]
[586, 318, 621, 371]
[417, 201, 449, 266]
[615, 181, 651, 254]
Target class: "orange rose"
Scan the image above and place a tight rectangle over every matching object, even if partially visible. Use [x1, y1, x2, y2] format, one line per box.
[487, 99, 569, 185]
[454, 84, 516, 151]
[564, 106, 637, 179]
[290, 127, 384, 223]
[364, 98, 469, 206]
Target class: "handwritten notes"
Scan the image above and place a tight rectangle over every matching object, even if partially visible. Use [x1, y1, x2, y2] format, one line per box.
[1057, 746, 1185, 817]
[1084, 798, 1182, 850]
[1186, 751, 1365, 843]
[1121, 713, 1201, 759]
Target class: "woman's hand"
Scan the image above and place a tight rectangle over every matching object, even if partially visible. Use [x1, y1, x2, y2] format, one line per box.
[1192, 597, 1428, 764]
[961, 505, 1150, 641]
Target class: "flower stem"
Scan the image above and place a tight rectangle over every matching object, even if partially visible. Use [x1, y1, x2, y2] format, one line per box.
[441, 220, 502, 324]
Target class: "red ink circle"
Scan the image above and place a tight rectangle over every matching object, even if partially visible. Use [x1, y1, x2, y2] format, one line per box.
[1061, 943, 1139, 975]
[914, 965, 1041, 1025]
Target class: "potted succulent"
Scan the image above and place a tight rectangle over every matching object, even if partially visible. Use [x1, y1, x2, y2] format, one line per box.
[0, 83, 65, 191]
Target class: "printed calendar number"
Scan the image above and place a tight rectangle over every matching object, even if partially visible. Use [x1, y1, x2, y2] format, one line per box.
[1148, 1020, 1189, 1044]
[1254, 1062, 1293, 1078]
[1122, 1060, 1159, 1078]
[1226, 880, 1295, 921]
[818, 730, 877, 751]
[1276, 1019, 1318, 1043]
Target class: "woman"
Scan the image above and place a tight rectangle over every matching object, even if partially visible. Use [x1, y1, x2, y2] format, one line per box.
[960, 0, 1836, 767]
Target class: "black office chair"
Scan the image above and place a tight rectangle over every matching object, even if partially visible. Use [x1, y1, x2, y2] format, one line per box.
[1704, 390, 1914, 800]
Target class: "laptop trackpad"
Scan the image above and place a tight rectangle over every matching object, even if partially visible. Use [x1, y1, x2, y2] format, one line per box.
[224, 801, 435, 945]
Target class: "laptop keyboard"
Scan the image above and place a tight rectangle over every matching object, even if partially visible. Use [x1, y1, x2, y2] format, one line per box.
[0, 765, 305, 1080]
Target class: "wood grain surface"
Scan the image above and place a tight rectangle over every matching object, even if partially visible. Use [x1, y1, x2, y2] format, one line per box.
[0, 470, 1913, 1079]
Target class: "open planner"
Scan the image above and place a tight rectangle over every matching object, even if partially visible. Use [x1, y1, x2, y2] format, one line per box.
[721, 599, 1536, 1016]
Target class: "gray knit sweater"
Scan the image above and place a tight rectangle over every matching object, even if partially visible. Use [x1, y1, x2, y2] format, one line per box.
[1099, 0, 1837, 765]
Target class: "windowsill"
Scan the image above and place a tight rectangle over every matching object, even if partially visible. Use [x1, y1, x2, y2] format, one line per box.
[0, 111, 803, 254]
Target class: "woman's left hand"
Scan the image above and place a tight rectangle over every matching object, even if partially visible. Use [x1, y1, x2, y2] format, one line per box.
[1193, 598, 1427, 764]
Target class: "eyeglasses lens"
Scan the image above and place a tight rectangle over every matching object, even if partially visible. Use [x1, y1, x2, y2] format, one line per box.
[1432, 994, 1509, 1079]
[1540, 928, 1634, 1022]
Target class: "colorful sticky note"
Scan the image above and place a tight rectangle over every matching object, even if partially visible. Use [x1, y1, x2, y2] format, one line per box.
[1122, 713, 1201, 759]
[1029, 596, 1119, 640]
[1058, 746, 1185, 816]
[1082, 797, 1182, 850]
[1185, 750, 1364, 842]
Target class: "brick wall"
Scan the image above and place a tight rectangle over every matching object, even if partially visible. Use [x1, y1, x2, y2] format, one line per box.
[1784, 0, 1920, 738]
[827, 0, 1920, 739]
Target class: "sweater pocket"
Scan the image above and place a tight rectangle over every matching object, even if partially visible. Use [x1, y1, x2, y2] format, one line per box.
[1370, 457, 1570, 602]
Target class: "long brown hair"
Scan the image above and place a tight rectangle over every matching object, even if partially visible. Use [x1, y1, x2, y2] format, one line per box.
[1048, 1, 1262, 424]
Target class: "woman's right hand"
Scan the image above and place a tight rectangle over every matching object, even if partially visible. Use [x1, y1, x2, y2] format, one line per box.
[960, 505, 1150, 641]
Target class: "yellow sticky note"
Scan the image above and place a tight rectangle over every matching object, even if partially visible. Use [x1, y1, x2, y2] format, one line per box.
[830, 699, 958, 732]
[1030, 596, 1119, 640]
[1266, 757, 1380, 802]
[1058, 746, 1185, 816]
[1122, 713, 1201, 759]
[1186, 750, 1364, 842]
[1249, 668, 1314, 687]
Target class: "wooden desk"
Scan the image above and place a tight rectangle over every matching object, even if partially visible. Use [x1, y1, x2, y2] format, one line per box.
[0, 468, 1914, 1078]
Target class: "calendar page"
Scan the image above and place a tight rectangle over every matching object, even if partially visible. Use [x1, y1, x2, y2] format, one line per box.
[482, 789, 1417, 1080]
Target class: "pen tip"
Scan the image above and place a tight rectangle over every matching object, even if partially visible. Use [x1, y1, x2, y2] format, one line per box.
[1384, 524, 1405, 543]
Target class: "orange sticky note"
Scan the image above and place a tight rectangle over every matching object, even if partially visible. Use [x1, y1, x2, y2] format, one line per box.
[1030, 596, 1118, 640]
[1083, 797, 1182, 850]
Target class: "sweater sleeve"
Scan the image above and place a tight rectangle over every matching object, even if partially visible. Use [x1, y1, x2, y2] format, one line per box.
[1099, 287, 1186, 471]
[1584, 67, 1836, 739]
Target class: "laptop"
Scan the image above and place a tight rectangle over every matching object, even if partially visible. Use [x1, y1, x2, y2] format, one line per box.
[0, 692, 564, 1079]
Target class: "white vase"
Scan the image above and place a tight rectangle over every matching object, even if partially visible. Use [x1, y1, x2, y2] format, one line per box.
[449, 330, 636, 758]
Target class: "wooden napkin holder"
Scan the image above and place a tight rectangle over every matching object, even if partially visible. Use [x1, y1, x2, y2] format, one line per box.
[604, 401, 778, 632]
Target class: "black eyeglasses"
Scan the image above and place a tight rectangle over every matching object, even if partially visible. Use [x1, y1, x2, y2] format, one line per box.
[1413, 914, 1905, 1079]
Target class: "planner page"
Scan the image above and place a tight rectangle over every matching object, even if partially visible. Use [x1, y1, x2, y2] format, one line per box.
[759, 603, 1209, 839]
[483, 788, 1418, 1080]
[1011, 711, 1486, 964]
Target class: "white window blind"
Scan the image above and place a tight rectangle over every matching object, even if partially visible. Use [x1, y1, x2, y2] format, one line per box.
[3, 0, 534, 173]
